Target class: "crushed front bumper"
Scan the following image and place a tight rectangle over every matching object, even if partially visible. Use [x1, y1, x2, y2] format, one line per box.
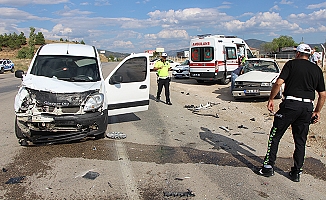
[16, 110, 108, 144]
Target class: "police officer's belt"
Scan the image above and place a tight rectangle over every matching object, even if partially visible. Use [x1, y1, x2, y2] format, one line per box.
[158, 76, 168, 79]
[285, 96, 313, 103]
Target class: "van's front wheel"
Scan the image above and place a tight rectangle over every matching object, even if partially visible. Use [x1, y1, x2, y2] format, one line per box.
[15, 117, 30, 146]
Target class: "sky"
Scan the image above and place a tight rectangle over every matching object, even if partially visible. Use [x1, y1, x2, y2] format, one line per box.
[1, 0, 326, 53]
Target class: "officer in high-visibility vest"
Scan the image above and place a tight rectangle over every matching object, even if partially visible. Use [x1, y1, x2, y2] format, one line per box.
[153, 52, 172, 105]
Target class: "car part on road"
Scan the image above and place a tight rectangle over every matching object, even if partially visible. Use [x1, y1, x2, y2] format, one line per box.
[219, 126, 230, 132]
[106, 132, 127, 139]
[163, 189, 195, 197]
[82, 171, 100, 180]
[5, 176, 26, 184]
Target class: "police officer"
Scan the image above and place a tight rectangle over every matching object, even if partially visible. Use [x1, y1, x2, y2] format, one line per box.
[258, 44, 326, 182]
[153, 52, 172, 105]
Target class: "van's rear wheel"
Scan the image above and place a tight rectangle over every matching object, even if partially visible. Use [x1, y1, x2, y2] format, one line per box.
[219, 74, 230, 85]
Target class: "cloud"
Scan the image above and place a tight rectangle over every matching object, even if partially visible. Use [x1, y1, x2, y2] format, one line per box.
[0, 7, 49, 20]
[221, 12, 300, 34]
[288, 9, 326, 24]
[94, 0, 111, 6]
[55, 5, 93, 17]
[111, 40, 134, 49]
[0, 0, 69, 6]
[307, 2, 326, 9]
[279, 0, 293, 5]
[147, 8, 233, 29]
[52, 24, 72, 35]
[270, 5, 280, 11]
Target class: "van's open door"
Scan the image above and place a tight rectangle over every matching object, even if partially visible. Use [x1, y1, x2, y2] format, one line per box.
[104, 53, 150, 116]
[224, 44, 239, 78]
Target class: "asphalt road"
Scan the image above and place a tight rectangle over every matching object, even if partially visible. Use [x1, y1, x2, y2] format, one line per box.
[0, 62, 325, 199]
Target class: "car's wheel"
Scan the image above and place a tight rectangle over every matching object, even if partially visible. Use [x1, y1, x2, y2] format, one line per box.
[196, 80, 204, 83]
[15, 117, 30, 146]
[0, 68, 4, 74]
[10, 67, 15, 73]
[219, 74, 230, 85]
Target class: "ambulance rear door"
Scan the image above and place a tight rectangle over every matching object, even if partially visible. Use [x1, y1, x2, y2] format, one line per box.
[104, 53, 150, 116]
[223, 44, 239, 79]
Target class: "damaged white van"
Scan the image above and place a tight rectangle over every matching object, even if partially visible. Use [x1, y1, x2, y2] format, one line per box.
[14, 43, 150, 146]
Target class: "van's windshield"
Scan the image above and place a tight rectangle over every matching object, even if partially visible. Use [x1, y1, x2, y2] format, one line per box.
[30, 55, 100, 82]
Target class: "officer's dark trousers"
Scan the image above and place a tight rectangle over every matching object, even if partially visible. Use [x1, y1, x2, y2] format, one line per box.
[157, 78, 170, 102]
[263, 99, 313, 173]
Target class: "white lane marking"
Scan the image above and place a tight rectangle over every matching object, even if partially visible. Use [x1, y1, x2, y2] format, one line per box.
[115, 140, 140, 200]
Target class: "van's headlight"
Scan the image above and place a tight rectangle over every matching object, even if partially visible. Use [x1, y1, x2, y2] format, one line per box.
[261, 82, 272, 87]
[83, 93, 104, 112]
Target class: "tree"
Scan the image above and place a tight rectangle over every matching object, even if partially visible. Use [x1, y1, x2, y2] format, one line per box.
[35, 32, 45, 45]
[261, 35, 298, 53]
[17, 27, 37, 59]
[8, 32, 21, 49]
[18, 32, 27, 45]
[80, 40, 85, 45]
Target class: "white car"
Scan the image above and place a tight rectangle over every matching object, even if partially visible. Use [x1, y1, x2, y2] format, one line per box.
[149, 58, 180, 70]
[14, 43, 150, 146]
[232, 58, 282, 99]
[0, 59, 15, 73]
[172, 60, 190, 78]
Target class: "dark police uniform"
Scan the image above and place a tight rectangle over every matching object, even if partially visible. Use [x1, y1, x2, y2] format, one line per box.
[263, 58, 325, 175]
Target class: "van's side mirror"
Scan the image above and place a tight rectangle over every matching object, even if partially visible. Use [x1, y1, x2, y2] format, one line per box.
[109, 75, 123, 84]
[15, 70, 24, 79]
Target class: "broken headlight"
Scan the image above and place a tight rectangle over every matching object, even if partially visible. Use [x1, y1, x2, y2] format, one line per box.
[83, 93, 104, 112]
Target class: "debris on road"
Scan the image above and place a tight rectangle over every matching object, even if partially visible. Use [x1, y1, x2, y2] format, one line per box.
[82, 171, 100, 180]
[2, 168, 8, 172]
[219, 126, 230, 132]
[106, 132, 126, 139]
[184, 102, 220, 118]
[5, 176, 25, 184]
[238, 124, 248, 129]
[163, 189, 195, 197]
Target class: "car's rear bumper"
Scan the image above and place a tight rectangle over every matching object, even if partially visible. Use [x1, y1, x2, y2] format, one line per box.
[232, 89, 271, 98]
[232, 87, 272, 98]
[173, 71, 190, 78]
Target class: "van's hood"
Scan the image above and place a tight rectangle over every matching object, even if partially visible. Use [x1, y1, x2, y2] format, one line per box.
[235, 71, 279, 83]
[22, 74, 102, 93]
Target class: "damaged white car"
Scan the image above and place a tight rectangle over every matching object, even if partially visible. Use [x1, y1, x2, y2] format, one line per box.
[232, 58, 282, 99]
[14, 43, 150, 146]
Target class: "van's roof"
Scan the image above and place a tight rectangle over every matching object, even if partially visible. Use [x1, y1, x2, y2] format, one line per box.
[38, 43, 97, 57]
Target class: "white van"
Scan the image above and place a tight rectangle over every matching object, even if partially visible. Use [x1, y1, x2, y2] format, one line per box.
[14, 43, 150, 146]
[189, 34, 254, 84]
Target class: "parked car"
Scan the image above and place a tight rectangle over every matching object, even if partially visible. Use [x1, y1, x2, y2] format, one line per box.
[149, 58, 181, 70]
[14, 43, 150, 146]
[172, 60, 190, 78]
[232, 58, 282, 99]
[0, 59, 15, 73]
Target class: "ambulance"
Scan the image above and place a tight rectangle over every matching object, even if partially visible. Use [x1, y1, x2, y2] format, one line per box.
[189, 34, 254, 84]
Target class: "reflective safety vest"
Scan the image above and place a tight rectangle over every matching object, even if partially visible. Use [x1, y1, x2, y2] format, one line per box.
[154, 60, 170, 77]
